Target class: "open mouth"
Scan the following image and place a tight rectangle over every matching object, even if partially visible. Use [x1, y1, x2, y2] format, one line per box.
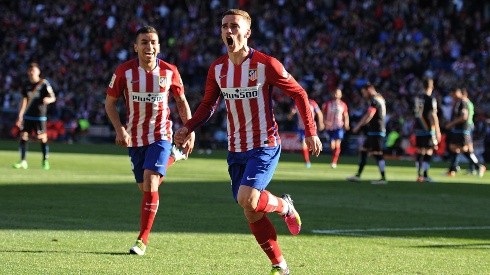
[226, 37, 234, 46]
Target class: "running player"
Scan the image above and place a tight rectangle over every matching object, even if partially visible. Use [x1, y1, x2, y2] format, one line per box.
[105, 26, 194, 255]
[174, 9, 322, 275]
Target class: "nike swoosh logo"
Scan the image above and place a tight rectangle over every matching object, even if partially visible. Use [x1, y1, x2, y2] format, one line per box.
[155, 163, 165, 167]
[131, 80, 139, 83]
[219, 75, 227, 79]
[246, 176, 258, 180]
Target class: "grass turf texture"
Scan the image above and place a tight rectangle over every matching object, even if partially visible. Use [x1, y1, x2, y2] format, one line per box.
[0, 139, 488, 274]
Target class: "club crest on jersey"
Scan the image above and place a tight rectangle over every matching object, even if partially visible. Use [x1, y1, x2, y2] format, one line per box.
[159, 76, 168, 88]
[248, 69, 257, 81]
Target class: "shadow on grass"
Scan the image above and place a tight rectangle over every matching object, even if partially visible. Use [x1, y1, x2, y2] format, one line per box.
[0, 250, 129, 255]
[413, 243, 490, 249]
[0, 177, 489, 240]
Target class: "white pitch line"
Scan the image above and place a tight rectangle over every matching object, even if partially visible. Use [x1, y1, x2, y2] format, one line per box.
[312, 226, 490, 234]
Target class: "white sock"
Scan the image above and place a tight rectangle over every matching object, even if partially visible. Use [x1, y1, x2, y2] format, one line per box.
[273, 260, 288, 269]
[280, 199, 289, 216]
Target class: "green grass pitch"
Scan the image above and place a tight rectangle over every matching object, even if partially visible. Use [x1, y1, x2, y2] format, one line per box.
[0, 139, 489, 274]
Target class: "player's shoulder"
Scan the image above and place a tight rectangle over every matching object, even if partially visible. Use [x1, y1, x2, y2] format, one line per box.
[251, 49, 277, 65]
[210, 54, 229, 67]
[156, 58, 178, 71]
[114, 59, 138, 74]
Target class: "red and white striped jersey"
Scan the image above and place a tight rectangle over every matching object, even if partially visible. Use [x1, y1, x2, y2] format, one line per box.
[106, 58, 184, 147]
[296, 99, 321, 130]
[186, 49, 316, 152]
[322, 99, 348, 130]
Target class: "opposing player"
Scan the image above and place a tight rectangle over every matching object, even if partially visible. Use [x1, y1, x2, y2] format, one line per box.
[347, 83, 388, 184]
[13, 62, 56, 170]
[412, 78, 441, 182]
[105, 26, 194, 255]
[322, 88, 349, 168]
[287, 98, 324, 168]
[174, 9, 322, 275]
[445, 87, 485, 177]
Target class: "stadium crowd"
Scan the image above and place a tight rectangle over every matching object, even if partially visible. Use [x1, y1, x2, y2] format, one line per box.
[1, 0, 489, 159]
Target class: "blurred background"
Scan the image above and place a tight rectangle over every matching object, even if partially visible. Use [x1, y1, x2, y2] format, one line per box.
[1, 0, 489, 160]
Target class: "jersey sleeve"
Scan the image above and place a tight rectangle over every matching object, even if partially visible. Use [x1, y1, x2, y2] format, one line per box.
[170, 65, 185, 97]
[184, 64, 221, 132]
[310, 99, 320, 112]
[41, 80, 56, 99]
[266, 57, 317, 136]
[321, 102, 329, 114]
[106, 66, 125, 98]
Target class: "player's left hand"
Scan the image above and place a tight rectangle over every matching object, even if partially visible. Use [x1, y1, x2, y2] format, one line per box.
[181, 131, 195, 157]
[305, 136, 322, 157]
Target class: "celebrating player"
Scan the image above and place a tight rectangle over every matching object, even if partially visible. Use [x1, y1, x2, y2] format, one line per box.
[13, 62, 56, 170]
[174, 9, 322, 275]
[105, 26, 194, 256]
[347, 83, 388, 184]
[322, 88, 349, 168]
[412, 78, 441, 182]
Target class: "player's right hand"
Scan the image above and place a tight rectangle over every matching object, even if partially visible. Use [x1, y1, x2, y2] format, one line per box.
[115, 129, 131, 147]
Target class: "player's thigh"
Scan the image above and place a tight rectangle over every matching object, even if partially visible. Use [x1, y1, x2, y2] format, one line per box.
[227, 146, 281, 201]
[143, 140, 172, 176]
[367, 135, 383, 154]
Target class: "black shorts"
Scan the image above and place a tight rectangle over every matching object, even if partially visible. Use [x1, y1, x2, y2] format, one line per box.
[448, 132, 471, 147]
[22, 119, 47, 135]
[362, 135, 384, 152]
[415, 135, 437, 149]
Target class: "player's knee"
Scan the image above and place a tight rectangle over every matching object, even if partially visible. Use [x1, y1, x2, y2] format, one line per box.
[237, 195, 257, 211]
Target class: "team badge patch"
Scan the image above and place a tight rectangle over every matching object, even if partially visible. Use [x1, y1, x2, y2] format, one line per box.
[159, 76, 168, 88]
[248, 69, 257, 81]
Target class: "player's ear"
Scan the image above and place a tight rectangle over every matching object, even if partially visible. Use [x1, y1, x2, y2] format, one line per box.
[133, 43, 137, 53]
[245, 29, 251, 39]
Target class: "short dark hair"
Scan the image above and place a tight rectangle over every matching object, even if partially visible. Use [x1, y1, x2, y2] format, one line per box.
[135, 25, 158, 41]
[361, 82, 374, 90]
[422, 77, 433, 89]
[28, 62, 40, 70]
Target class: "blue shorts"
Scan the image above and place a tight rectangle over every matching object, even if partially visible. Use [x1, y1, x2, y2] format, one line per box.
[128, 140, 172, 183]
[227, 145, 281, 202]
[326, 129, 345, 140]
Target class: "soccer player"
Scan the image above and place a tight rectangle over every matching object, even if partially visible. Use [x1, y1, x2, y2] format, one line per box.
[13, 62, 56, 170]
[412, 78, 441, 182]
[445, 87, 485, 177]
[322, 88, 349, 168]
[459, 87, 477, 174]
[105, 26, 195, 256]
[174, 9, 322, 275]
[347, 83, 388, 184]
[287, 98, 324, 168]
